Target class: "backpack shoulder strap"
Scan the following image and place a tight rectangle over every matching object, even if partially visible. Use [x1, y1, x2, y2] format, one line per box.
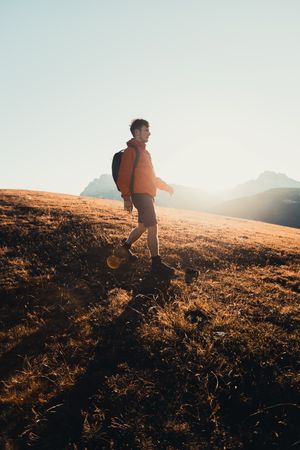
[128, 145, 140, 193]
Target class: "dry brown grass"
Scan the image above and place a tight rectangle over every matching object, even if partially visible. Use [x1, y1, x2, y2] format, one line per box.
[0, 189, 299, 450]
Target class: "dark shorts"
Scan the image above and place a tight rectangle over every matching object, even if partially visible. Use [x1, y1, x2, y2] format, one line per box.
[131, 193, 157, 227]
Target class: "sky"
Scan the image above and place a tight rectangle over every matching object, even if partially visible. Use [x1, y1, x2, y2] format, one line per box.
[1, 0, 300, 195]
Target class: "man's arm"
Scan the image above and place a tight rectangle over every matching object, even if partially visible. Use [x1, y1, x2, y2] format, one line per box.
[155, 177, 174, 195]
[147, 151, 173, 195]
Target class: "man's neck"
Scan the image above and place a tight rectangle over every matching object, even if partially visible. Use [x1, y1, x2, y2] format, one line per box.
[132, 138, 147, 148]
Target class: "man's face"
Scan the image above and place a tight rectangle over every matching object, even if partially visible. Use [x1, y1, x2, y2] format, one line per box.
[136, 125, 151, 143]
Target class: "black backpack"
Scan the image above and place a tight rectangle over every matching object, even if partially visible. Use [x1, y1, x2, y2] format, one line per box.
[112, 145, 140, 192]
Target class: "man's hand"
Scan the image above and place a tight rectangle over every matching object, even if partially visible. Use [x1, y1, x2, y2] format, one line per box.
[167, 185, 174, 196]
[124, 199, 133, 212]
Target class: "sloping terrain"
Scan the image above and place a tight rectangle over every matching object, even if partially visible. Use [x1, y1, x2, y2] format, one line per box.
[0, 189, 299, 450]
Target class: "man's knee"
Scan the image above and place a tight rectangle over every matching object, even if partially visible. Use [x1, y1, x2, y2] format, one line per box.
[147, 223, 158, 234]
[138, 222, 147, 233]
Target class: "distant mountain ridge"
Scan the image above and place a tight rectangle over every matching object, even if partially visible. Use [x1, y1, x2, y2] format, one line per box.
[211, 188, 300, 229]
[81, 174, 120, 200]
[81, 171, 300, 203]
[226, 171, 300, 200]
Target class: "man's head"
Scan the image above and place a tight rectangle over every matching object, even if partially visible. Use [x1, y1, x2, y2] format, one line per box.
[130, 118, 151, 143]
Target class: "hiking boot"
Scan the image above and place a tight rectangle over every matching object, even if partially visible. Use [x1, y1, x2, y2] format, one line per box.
[117, 241, 138, 262]
[151, 256, 175, 277]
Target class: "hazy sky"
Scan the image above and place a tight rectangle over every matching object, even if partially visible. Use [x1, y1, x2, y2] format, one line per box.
[1, 0, 300, 195]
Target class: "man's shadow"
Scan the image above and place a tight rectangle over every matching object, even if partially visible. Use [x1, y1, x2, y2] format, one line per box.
[23, 271, 172, 450]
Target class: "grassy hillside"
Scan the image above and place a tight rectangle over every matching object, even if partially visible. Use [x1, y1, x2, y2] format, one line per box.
[0, 189, 299, 450]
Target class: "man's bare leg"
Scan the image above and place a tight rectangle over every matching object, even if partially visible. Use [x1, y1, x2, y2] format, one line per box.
[147, 224, 159, 257]
[125, 222, 146, 246]
[147, 224, 175, 276]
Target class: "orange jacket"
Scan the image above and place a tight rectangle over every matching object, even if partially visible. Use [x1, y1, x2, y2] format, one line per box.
[117, 138, 170, 200]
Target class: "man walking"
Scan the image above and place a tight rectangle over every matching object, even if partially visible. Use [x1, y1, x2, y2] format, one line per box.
[117, 118, 175, 277]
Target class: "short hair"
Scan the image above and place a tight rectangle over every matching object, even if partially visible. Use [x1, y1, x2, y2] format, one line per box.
[130, 118, 149, 137]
